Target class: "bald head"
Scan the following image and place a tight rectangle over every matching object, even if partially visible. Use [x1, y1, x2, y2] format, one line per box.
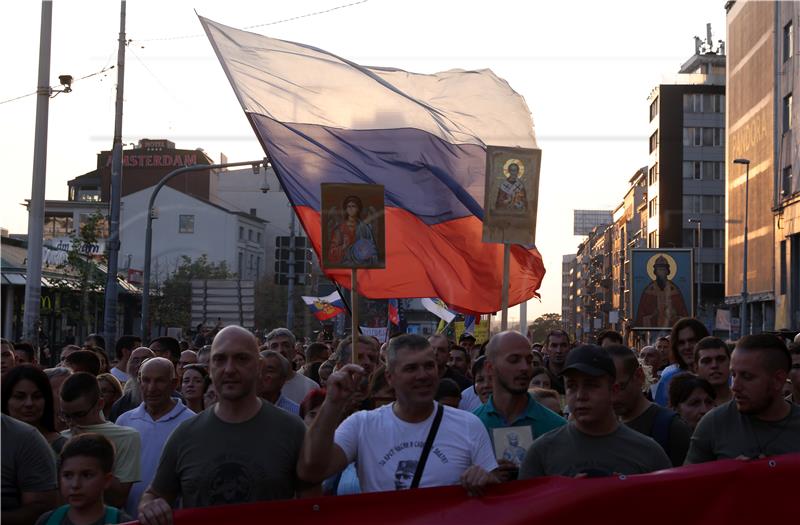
[140, 356, 176, 380]
[212, 326, 259, 355]
[485, 331, 530, 362]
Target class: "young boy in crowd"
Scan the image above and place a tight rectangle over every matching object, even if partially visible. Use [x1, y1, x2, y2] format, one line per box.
[36, 434, 132, 525]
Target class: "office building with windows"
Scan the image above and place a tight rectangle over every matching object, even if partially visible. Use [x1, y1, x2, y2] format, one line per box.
[645, 36, 726, 330]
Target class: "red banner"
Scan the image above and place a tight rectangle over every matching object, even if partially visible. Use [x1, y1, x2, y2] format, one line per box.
[144, 455, 798, 525]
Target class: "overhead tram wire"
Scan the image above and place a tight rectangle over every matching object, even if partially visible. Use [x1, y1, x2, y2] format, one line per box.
[134, 0, 370, 42]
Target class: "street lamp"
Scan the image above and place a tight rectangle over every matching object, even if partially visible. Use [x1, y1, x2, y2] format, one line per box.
[140, 159, 268, 341]
[733, 158, 750, 337]
[688, 217, 702, 318]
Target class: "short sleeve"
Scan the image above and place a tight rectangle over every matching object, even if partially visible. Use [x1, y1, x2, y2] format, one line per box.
[467, 415, 498, 472]
[150, 427, 182, 498]
[333, 411, 363, 464]
[519, 439, 547, 479]
[112, 430, 141, 483]
[685, 413, 716, 464]
[16, 427, 58, 493]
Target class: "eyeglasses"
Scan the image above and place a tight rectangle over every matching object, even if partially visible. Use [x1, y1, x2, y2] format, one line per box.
[59, 399, 97, 422]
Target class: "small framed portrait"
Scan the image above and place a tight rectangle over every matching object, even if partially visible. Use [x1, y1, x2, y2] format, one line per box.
[321, 183, 386, 269]
[482, 146, 542, 245]
[491, 426, 534, 466]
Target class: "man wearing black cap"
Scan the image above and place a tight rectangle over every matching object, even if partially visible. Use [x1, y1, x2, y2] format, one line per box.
[519, 345, 671, 478]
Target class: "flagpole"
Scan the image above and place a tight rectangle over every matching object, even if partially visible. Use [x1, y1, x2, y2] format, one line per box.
[351, 268, 359, 365]
[501, 243, 510, 331]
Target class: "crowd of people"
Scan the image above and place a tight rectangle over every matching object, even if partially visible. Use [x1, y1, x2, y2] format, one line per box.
[2, 317, 799, 525]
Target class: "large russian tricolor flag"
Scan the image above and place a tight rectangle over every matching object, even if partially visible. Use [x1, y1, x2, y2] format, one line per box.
[200, 17, 545, 314]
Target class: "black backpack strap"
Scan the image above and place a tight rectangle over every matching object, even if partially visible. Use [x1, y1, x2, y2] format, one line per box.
[410, 403, 445, 489]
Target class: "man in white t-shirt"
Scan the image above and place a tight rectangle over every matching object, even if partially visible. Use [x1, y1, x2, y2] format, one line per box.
[298, 334, 498, 495]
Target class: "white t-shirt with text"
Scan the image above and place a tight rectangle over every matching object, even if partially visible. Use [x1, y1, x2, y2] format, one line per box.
[334, 402, 497, 493]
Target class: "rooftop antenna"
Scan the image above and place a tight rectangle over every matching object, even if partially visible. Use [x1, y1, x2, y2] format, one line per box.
[706, 23, 713, 52]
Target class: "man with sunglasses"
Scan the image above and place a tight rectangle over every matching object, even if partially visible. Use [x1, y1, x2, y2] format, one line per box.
[60, 372, 142, 509]
[607, 345, 691, 467]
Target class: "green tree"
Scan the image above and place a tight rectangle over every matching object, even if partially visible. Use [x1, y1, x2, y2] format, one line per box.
[151, 255, 233, 330]
[527, 313, 563, 345]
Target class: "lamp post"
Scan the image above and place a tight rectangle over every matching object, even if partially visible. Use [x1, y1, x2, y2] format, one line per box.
[733, 158, 750, 337]
[140, 159, 267, 341]
[688, 217, 702, 318]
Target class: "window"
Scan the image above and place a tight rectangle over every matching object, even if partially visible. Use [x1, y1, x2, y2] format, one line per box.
[648, 196, 658, 218]
[782, 165, 793, 196]
[43, 213, 74, 238]
[648, 163, 659, 185]
[785, 21, 794, 62]
[683, 94, 702, 113]
[683, 195, 702, 214]
[78, 214, 109, 237]
[648, 231, 658, 247]
[701, 263, 723, 283]
[702, 161, 723, 180]
[683, 161, 701, 179]
[649, 130, 659, 153]
[702, 94, 724, 113]
[77, 186, 101, 202]
[780, 240, 787, 294]
[238, 252, 243, 276]
[702, 229, 723, 248]
[250, 208, 257, 217]
[784, 94, 793, 132]
[178, 214, 194, 233]
[649, 97, 659, 121]
[256, 232, 262, 244]
[239, 227, 244, 240]
[683, 228, 698, 247]
[248, 229, 253, 241]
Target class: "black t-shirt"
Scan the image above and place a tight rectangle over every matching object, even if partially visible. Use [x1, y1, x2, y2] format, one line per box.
[625, 403, 691, 467]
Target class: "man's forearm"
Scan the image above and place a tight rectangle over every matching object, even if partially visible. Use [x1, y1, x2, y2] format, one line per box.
[298, 399, 345, 482]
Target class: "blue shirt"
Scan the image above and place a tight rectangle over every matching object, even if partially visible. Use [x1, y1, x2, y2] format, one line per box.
[473, 393, 566, 441]
[116, 401, 196, 517]
[274, 394, 300, 416]
[654, 364, 683, 406]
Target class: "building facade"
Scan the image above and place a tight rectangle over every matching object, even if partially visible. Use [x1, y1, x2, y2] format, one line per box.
[646, 41, 727, 331]
[726, 0, 799, 333]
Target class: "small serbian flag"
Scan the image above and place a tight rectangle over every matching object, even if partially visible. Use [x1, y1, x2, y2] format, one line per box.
[464, 315, 477, 334]
[388, 299, 400, 326]
[302, 291, 346, 321]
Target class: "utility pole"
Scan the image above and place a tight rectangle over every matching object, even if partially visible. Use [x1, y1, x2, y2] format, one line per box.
[734, 158, 750, 338]
[23, 0, 53, 344]
[689, 217, 702, 318]
[287, 209, 296, 330]
[103, 0, 127, 357]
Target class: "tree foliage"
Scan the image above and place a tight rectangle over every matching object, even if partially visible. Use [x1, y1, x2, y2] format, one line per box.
[151, 255, 233, 330]
[527, 313, 563, 345]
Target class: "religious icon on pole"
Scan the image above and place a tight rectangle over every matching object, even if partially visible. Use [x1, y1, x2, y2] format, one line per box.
[321, 183, 386, 269]
[631, 249, 693, 330]
[482, 146, 542, 245]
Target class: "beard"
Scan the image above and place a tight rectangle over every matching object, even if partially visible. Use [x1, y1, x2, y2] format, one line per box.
[498, 374, 529, 396]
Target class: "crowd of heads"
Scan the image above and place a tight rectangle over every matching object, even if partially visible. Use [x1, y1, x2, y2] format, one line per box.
[2, 317, 799, 525]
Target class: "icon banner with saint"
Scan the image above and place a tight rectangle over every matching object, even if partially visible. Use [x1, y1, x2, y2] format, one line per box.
[631, 249, 693, 330]
[321, 183, 386, 269]
[482, 146, 542, 244]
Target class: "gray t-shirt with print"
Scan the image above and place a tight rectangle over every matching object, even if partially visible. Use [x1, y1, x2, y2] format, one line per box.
[150, 400, 305, 507]
[519, 422, 672, 478]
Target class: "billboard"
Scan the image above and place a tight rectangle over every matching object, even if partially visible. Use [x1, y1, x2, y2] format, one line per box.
[631, 249, 693, 330]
